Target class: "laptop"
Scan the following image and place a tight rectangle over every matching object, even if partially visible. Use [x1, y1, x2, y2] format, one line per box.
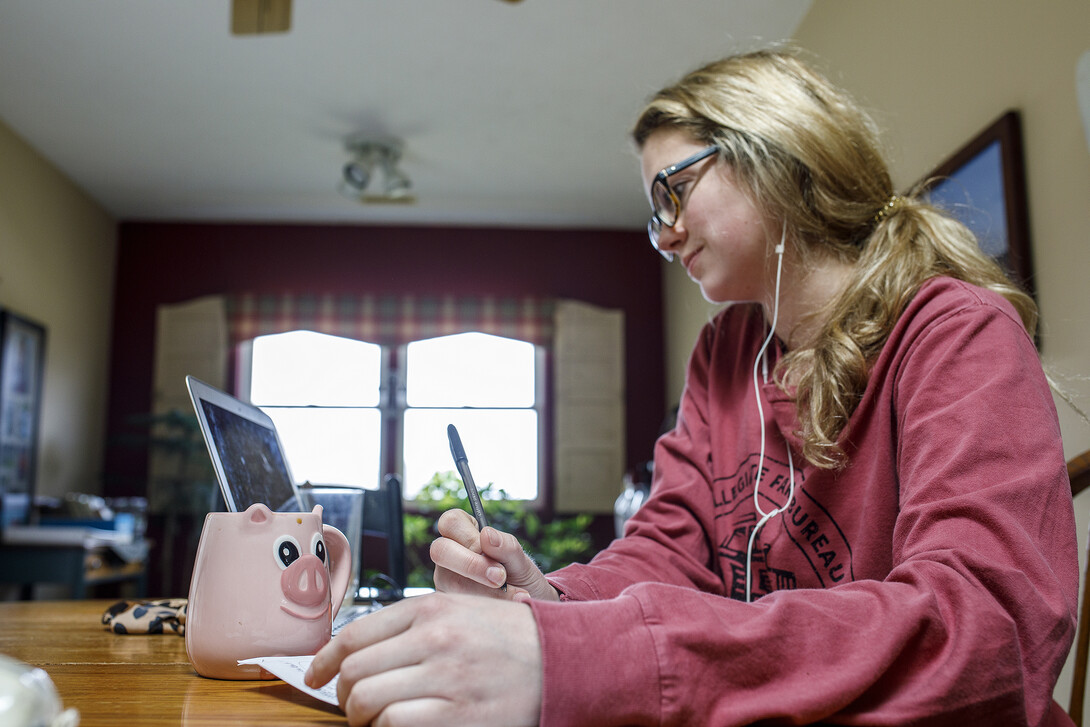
[185, 375, 303, 513]
[185, 376, 393, 624]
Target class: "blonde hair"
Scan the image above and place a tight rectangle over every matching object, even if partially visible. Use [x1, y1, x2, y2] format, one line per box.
[633, 50, 1036, 469]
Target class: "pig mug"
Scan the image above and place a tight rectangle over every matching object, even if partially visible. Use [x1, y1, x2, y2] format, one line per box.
[185, 503, 352, 679]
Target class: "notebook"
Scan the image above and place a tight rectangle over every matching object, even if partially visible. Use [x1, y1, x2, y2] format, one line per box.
[185, 375, 303, 513]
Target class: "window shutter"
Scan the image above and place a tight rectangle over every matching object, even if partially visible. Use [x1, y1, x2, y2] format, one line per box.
[148, 295, 228, 513]
[553, 300, 625, 514]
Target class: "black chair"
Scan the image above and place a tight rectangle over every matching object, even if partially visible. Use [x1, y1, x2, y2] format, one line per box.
[359, 473, 407, 599]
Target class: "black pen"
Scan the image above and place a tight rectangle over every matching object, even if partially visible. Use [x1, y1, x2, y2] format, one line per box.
[447, 423, 507, 592]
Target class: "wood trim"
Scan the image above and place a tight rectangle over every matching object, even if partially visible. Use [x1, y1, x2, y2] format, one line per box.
[1070, 450, 1090, 498]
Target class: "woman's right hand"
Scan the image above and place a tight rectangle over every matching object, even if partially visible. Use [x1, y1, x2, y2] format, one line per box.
[430, 509, 559, 602]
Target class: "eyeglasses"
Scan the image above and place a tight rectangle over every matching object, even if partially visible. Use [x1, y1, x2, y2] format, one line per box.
[646, 145, 719, 261]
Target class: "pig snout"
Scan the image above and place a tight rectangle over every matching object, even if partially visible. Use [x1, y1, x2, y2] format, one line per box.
[280, 554, 329, 607]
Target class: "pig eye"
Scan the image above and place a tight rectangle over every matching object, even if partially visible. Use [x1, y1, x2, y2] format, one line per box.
[274, 535, 302, 569]
[311, 532, 326, 563]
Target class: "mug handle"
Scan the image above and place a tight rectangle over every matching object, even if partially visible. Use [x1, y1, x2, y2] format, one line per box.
[323, 524, 352, 619]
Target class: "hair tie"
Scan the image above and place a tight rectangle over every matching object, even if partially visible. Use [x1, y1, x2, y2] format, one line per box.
[873, 195, 906, 223]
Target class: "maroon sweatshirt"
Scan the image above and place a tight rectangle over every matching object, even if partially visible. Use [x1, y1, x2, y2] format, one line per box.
[530, 277, 1078, 726]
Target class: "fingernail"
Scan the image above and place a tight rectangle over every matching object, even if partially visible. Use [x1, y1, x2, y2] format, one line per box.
[486, 528, 501, 547]
[486, 566, 505, 586]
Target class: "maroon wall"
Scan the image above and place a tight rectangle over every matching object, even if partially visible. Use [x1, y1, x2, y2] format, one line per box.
[103, 222, 666, 501]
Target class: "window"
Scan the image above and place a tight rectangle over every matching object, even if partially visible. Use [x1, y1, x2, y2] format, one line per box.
[402, 333, 542, 500]
[248, 331, 383, 488]
[241, 330, 543, 501]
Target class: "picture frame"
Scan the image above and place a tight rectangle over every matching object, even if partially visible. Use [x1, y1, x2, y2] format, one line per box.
[919, 110, 1035, 299]
[0, 310, 46, 531]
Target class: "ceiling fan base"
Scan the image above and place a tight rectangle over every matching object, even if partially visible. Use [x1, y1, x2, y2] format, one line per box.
[231, 0, 292, 36]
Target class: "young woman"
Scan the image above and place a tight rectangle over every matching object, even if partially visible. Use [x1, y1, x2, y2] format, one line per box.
[307, 50, 1079, 727]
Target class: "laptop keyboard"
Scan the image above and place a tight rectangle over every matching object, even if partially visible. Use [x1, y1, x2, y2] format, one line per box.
[331, 602, 383, 636]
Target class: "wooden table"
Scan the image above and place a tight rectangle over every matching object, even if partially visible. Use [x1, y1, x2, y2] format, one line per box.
[0, 600, 346, 726]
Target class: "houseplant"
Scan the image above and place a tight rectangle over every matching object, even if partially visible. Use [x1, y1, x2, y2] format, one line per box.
[402, 470, 594, 588]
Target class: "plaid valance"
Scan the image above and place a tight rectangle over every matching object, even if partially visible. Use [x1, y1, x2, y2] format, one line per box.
[226, 293, 556, 347]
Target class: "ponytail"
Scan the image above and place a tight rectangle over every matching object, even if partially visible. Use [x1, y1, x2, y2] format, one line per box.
[782, 196, 1036, 468]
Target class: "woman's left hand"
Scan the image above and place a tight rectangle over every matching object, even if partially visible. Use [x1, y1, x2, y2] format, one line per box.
[305, 592, 542, 727]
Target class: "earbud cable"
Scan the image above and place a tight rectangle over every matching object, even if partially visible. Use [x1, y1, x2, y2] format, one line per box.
[745, 225, 796, 603]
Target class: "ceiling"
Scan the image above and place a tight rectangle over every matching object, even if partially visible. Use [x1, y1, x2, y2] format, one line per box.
[0, 1, 811, 230]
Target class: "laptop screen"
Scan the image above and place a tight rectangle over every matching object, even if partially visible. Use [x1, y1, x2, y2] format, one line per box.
[199, 399, 299, 512]
[187, 376, 302, 513]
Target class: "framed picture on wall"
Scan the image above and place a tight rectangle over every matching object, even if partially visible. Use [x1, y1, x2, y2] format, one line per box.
[919, 110, 1035, 299]
[0, 310, 46, 531]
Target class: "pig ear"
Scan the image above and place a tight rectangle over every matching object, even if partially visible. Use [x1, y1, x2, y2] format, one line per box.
[311, 504, 324, 518]
[244, 503, 273, 524]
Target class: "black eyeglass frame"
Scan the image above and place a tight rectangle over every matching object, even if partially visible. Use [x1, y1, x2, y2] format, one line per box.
[646, 145, 720, 261]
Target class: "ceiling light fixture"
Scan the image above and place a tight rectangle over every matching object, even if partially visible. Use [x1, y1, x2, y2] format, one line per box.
[338, 136, 415, 204]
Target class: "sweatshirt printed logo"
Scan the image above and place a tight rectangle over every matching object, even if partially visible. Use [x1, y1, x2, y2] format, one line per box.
[712, 452, 853, 599]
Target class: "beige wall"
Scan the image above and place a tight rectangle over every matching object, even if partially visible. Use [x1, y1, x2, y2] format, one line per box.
[0, 120, 117, 500]
[661, 0, 1090, 710]
[662, 260, 722, 408]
